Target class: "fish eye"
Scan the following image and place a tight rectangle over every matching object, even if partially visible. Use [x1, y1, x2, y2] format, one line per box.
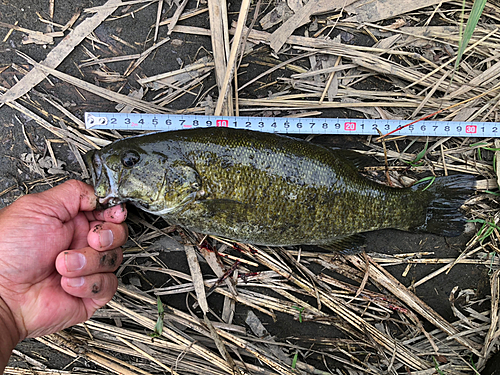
[121, 150, 140, 168]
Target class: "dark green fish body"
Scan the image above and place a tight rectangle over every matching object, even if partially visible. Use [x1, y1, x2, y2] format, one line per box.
[86, 128, 474, 246]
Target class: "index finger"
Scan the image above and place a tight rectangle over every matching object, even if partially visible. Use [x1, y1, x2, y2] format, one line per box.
[86, 203, 128, 224]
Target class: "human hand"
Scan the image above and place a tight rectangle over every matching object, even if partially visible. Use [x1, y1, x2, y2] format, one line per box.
[0, 179, 128, 344]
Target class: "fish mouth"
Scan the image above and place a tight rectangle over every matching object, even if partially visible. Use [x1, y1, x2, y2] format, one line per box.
[85, 150, 125, 208]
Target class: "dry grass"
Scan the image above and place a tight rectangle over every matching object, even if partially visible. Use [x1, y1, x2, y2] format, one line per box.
[2, 0, 500, 374]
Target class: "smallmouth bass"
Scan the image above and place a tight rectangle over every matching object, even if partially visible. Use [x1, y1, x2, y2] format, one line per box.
[86, 128, 475, 247]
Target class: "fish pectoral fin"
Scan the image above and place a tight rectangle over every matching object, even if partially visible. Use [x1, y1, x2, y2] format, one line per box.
[193, 198, 253, 219]
[319, 234, 366, 254]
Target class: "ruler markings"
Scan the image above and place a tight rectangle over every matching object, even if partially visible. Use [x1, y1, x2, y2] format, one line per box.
[85, 112, 500, 137]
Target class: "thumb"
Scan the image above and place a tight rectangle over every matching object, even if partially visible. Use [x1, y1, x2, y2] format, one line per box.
[26, 180, 97, 222]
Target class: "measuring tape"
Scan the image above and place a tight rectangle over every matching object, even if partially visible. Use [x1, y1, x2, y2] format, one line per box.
[85, 112, 500, 138]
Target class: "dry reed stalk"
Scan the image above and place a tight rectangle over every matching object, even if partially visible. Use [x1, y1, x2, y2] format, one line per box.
[124, 36, 171, 76]
[41, 96, 85, 129]
[372, 256, 500, 266]
[84, 0, 150, 13]
[268, 0, 358, 53]
[153, 0, 162, 42]
[213, 0, 251, 115]
[36, 332, 149, 375]
[167, 0, 189, 35]
[3, 99, 94, 152]
[137, 60, 214, 86]
[116, 336, 179, 374]
[184, 244, 209, 313]
[238, 51, 316, 92]
[79, 53, 142, 68]
[446, 61, 500, 100]
[0, 21, 62, 44]
[221, 288, 307, 316]
[107, 300, 235, 374]
[1, 0, 122, 104]
[111, 286, 298, 374]
[82, 320, 186, 351]
[214, 286, 277, 319]
[240, 95, 427, 108]
[4, 368, 82, 374]
[158, 7, 208, 27]
[17, 54, 172, 113]
[207, 0, 232, 116]
[411, 70, 452, 118]
[347, 255, 483, 357]
[291, 63, 357, 80]
[154, 71, 211, 107]
[401, 26, 500, 91]
[198, 246, 237, 324]
[238, 245, 431, 370]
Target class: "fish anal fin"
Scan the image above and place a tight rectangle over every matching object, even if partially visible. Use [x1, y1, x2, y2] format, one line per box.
[319, 234, 366, 254]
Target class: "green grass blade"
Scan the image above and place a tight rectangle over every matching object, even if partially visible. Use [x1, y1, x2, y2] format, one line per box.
[291, 352, 298, 369]
[417, 176, 436, 191]
[455, 0, 487, 69]
[149, 296, 165, 338]
[485, 190, 500, 196]
[414, 140, 429, 164]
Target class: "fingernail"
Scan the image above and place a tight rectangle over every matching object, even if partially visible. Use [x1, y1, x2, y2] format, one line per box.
[99, 229, 114, 248]
[65, 252, 86, 272]
[67, 277, 84, 288]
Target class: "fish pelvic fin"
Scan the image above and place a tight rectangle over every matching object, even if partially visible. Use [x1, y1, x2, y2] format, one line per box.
[411, 174, 476, 237]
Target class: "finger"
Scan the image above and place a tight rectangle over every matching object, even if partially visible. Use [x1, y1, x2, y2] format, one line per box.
[69, 212, 91, 249]
[85, 203, 127, 224]
[56, 247, 123, 276]
[27, 180, 97, 222]
[87, 221, 128, 250]
[61, 273, 118, 303]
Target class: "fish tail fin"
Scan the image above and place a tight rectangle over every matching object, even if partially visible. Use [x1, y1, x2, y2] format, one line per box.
[411, 174, 475, 237]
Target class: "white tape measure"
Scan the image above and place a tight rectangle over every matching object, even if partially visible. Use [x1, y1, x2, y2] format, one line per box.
[85, 112, 500, 137]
